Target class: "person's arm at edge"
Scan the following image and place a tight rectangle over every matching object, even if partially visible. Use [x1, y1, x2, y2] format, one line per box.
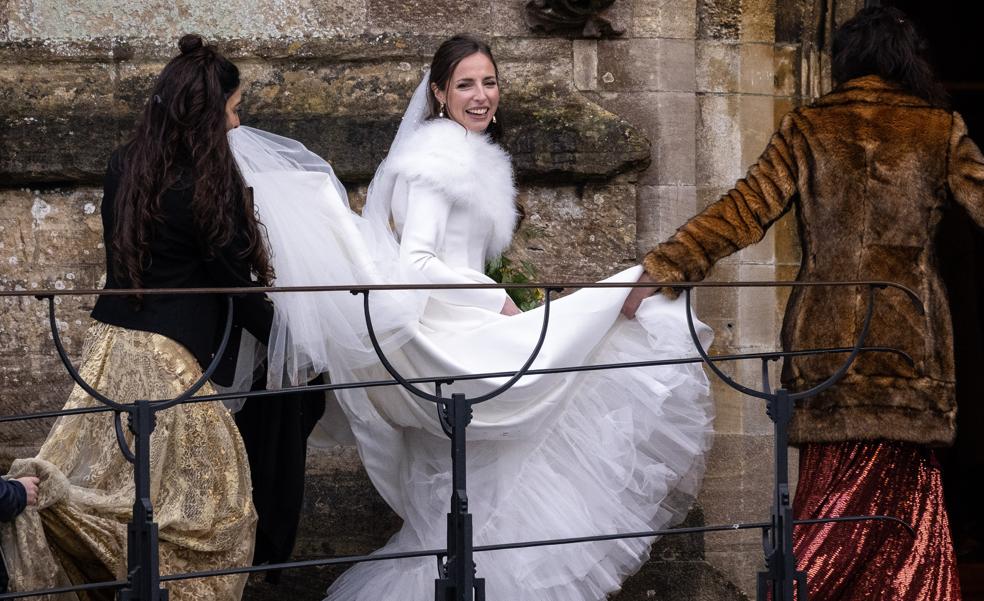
[947, 112, 984, 229]
[622, 112, 802, 318]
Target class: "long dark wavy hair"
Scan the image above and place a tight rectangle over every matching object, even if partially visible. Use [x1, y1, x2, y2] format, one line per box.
[112, 33, 273, 290]
[426, 34, 503, 139]
[832, 6, 948, 107]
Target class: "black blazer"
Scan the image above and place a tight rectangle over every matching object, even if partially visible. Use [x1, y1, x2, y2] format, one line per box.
[91, 148, 272, 386]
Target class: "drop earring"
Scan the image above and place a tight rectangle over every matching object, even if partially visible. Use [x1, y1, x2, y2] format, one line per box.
[439, 102, 446, 118]
[492, 114, 497, 124]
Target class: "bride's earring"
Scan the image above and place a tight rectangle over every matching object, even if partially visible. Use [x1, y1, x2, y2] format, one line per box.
[492, 114, 497, 124]
[439, 102, 446, 118]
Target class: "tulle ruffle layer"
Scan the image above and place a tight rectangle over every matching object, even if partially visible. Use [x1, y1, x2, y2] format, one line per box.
[324, 292, 713, 601]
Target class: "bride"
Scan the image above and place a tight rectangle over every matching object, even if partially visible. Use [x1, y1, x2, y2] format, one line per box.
[230, 34, 714, 601]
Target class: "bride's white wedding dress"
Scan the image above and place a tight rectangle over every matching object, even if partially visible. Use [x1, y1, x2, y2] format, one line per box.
[228, 77, 714, 601]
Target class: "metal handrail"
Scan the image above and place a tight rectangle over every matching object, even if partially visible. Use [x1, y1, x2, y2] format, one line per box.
[0, 344, 914, 425]
[0, 279, 922, 601]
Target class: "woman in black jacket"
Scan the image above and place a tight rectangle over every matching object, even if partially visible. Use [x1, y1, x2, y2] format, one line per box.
[2, 35, 268, 600]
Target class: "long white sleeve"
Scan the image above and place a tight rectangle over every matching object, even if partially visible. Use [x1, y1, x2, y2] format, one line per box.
[399, 178, 509, 312]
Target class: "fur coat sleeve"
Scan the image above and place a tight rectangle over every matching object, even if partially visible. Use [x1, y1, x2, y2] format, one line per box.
[642, 113, 801, 284]
[948, 112, 984, 225]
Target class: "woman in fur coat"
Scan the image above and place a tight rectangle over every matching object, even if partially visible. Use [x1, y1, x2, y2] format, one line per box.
[233, 35, 715, 601]
[622, 7, 977, 600]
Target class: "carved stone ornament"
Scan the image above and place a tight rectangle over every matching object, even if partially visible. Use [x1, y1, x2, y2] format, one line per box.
[524, 0, 625, 39]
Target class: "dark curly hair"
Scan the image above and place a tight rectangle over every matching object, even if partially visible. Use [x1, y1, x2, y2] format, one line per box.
[832, 6, 948, 107]
[111, 33, 273, 290]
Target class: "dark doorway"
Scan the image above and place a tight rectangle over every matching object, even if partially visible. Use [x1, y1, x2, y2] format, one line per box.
[885, 0, 984, 596]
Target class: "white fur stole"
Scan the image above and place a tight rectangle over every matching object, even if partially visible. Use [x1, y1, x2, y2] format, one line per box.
[388, 119, 518, 258]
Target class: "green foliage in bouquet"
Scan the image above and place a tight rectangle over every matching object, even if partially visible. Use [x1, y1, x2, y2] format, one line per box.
[485, 256, 544, 311]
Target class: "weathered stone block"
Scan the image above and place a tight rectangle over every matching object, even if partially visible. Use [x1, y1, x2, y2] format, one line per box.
[368, 0, 493, 36]
[652, 92, 697, 185]
[697, 94, 742, 187]
[0, 360, 65, 455]
[705, 549, 761, 597]
[597, 38, 695, 93]
[572, 39, 598, 91]
[735, 262, 780, 348]
[494, 38, 571, 63]
[697, 41, 739, 93]
[738, 94, 774, 169]
[1, 113, 127, 184]
[0, 61, 119, 118]
[775, 0, 807, 44]
[701, 315, 738, 355]
[4, 0, 369, 41]
[0, 189, 104, 270]
[774, 43, 799, 98]
[703, 356, 745, 423]
[616, 559, 750, 601]
[654, 184, 698, 234]
[740, 0, 775, 43]
[711, 381, 744, 434]
[698, 0, 741, 41]
[491, 0, 529, 37]
[590, 91, 694, 186]
[510, 184, 637, 282]
[1, 55, 649, 185]
[501, 89, 651, 183]
[633, 0, 697, 39]
[739, 43, 774, 96]
[740, 435, 776, 499]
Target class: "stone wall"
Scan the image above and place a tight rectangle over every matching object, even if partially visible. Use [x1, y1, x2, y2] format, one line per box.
[0, 1, 857, 599]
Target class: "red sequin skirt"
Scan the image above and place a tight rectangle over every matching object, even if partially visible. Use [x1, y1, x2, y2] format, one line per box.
[793, 441, 961, 600]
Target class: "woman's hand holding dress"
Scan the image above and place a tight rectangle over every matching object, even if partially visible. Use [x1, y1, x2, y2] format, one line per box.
[500, 296, 522, 316]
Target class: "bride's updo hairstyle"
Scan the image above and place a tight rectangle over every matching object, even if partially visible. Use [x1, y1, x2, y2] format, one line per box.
[427, 34, 502, 139]
[112, 33, 273, 290]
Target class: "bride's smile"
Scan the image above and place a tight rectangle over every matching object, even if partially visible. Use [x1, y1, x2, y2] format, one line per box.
[431, 51, 500, 133]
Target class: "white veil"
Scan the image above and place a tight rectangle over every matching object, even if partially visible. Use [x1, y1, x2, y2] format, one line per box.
[227, 122, 426, 389]
[362, 72, 433, 240]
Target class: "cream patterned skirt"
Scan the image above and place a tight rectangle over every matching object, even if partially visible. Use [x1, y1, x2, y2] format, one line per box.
[0, 322, 256, 600]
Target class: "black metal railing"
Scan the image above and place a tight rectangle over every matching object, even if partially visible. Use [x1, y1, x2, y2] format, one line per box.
[0, 280, 922, 601]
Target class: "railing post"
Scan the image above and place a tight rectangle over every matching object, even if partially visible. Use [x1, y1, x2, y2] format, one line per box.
[757, 388, 807, 601]
[435, 393, 484, 601]
[118, 400, 168, 601]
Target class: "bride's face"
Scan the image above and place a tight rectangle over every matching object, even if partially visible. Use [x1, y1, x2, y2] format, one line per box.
[433, 52, 500, 133]
[225, 88, 242, 131]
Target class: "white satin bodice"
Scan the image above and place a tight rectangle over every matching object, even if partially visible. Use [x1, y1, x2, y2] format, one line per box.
[395, 175, 508, 312]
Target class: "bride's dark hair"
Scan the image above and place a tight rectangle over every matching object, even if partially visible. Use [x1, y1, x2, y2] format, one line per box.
[427, 34, 502, 139]
[112, 33, 273, 289]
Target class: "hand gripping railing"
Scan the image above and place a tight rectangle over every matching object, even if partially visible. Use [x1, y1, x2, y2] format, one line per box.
[0, 280, 923, 601]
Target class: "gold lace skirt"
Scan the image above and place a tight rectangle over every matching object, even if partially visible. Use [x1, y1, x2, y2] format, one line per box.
[0, 323, 257, 601]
